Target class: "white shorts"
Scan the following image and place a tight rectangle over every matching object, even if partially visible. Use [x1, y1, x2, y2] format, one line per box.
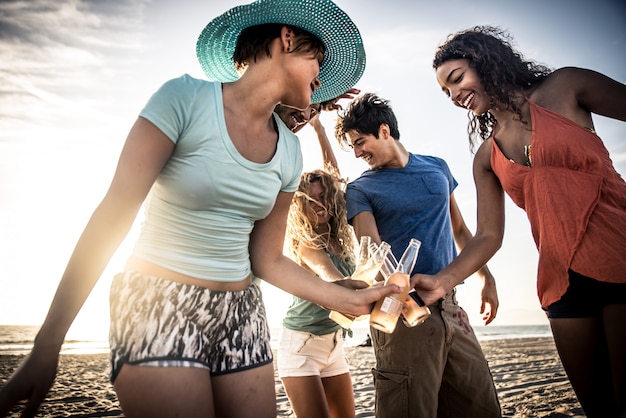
[277, 327, 350, 379]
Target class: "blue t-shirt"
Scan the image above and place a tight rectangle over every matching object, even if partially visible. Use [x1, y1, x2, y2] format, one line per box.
[346, 153, 458, 275]
[133, 74, 303, 281]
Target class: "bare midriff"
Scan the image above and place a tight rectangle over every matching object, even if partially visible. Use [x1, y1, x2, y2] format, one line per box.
[125, 255, 252, 291]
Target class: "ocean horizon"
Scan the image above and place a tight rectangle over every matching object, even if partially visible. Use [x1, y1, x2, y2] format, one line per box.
[0, 324, 552, 356]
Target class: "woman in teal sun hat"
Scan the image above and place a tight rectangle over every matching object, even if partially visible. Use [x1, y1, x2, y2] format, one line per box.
[196, 0, 367, 104]
[0, 1, 398, 417]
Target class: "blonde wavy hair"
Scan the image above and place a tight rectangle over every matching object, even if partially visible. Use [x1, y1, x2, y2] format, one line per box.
[286, 163, 356, 266]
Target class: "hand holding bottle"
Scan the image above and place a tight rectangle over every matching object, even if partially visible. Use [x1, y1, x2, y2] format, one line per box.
[370, 239, 427, 333]
[329, 237, 390, 329]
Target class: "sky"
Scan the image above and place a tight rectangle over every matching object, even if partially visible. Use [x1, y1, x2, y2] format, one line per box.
[0, 0, 624, 341]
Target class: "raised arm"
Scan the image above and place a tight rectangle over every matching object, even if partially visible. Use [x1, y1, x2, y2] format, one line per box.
[0, 117, 174, 416]
[313, 87, 360, 173]
[309, 116, 339, 173]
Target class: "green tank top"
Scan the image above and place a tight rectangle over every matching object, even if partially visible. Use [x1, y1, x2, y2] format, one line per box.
[282, 252, 355, 335]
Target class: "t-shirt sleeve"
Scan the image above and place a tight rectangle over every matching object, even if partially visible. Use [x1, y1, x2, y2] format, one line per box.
[346, 182, 372, 224]
[284, 148, 303, 192]
[139, 75, 196, 144]
[437, 157, 459, 194]
[278, 118, 303, 193]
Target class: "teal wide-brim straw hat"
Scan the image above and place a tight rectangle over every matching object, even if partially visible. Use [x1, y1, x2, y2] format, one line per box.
[196, 0, 366, 104]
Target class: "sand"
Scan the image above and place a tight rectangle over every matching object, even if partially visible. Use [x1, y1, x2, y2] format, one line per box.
[0, 337, 584, 417]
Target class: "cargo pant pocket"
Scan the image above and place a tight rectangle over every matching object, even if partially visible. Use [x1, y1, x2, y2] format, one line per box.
[372, 368, 409, 418]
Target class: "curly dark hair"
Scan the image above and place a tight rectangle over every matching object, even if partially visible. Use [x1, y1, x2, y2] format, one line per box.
[433, 26, 552, 152]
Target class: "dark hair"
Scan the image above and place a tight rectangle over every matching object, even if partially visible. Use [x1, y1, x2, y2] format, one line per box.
[335, 93, 400, 150]
[233, 23, 325, 72]
[433, 26, 552, 151]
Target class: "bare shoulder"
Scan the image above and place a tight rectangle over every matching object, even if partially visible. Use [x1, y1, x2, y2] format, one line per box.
[546, 66, 590, 82]
[533, 66, 626, 122]
[473, 139, 493, 172]
[540, 67, 610, 94]
[529, 68, 581, 105]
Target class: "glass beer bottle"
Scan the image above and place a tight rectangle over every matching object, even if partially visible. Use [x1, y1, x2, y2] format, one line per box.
[402, 289, 431, 327]
[329, 238, 390, 329]
[378, 250, 431, 328]
[328, 236, 370, 328]
[370, 239, 421, 333]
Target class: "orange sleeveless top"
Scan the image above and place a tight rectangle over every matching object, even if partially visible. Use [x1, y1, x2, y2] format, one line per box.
[490, 100, 626, 309]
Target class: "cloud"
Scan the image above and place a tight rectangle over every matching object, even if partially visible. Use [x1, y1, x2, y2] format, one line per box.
[0, 0, 148, 141]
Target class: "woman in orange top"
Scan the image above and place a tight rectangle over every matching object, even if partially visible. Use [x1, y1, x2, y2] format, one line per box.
[426, 26, 625, 417]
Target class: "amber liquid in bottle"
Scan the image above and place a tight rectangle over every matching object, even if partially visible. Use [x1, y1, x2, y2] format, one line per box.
[370, 272, 411, 333]
[401, 290, 431, 327]
[329, 239, 390, 329]
[370, 239, 421, 334]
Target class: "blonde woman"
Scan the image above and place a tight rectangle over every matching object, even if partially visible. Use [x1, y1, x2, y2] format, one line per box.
[275, 101, 358, 418]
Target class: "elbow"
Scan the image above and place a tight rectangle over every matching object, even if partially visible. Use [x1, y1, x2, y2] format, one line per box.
[486, 232, 503, 257]
[474, 229, 503, 258]
[250, 247, 283, 280]
[491, 239, 503, 255]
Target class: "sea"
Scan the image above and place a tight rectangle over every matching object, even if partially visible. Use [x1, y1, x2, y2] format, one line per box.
[0, 324, 552, 356]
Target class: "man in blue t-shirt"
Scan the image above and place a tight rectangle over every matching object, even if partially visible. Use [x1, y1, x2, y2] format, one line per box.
[335, 93, 501, 418]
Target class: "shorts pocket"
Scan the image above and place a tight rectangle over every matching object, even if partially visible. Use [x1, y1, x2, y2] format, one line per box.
[293, 333, 314, 354]
[372, 368, 409, 418]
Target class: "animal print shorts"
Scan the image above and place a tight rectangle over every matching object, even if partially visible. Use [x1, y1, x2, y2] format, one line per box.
[109, 271, 273, 383]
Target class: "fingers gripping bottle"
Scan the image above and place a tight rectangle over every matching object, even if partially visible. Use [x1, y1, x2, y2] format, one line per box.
[370, 239, 421, 333]
[402, 289, 431, 327]
[329, 237, 390, 329]
[378, 249, 431, 328]
[328, 236, 370, 328]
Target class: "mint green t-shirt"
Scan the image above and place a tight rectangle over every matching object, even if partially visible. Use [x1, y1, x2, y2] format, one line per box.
[133, 75, 303, 281]
[282, 252, 355, 335]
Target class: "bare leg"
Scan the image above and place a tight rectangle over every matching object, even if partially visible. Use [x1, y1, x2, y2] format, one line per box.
[114, 365, 215, 418]
[114, 363, 276, 418]
[550, 316, 617, 417]
[604, 304, 626, 417]
[322, 373, 356, 418]
[282, 375, 331, 418]
[212, 363, 276, 418]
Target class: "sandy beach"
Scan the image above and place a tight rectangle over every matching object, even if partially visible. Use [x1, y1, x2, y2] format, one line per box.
[0, 337, 584, 417]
